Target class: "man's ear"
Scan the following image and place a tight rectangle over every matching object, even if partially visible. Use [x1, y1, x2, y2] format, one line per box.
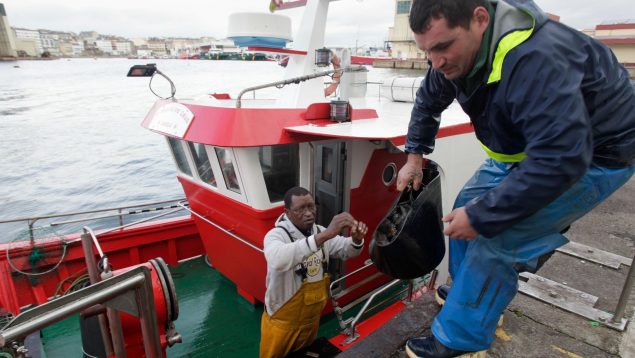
[473, 6, 490, 33]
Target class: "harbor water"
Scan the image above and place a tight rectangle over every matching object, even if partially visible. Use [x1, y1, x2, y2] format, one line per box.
[0, 58, 420, 242]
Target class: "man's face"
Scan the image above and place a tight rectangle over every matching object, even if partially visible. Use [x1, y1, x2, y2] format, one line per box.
[414, 8, 489, 80]
[286, 194, 317, 232]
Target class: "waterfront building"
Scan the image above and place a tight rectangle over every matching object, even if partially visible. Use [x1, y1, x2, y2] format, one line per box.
[59, 40, 84, 57]
[39, 30, 62, 56]
[13, 28, 42, 57]
[147, 39, 169, 57]
[114, 40, 133, 56]
[584, 21, 635, 72]
[0, 3, 17, 57]
[95, 38, 114, 55]
[386, 0, 422, 60]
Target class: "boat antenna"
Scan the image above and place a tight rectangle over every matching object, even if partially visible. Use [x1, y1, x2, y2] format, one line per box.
[127, 63, 177, 100]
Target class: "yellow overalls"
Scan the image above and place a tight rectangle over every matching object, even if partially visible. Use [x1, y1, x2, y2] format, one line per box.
[260, 249, 330, 358]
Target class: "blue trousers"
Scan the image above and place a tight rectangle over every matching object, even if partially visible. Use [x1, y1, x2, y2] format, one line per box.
[432, 159, 635, 351]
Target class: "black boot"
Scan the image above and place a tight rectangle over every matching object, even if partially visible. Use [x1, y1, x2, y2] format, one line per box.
[405, 335, 486, 358]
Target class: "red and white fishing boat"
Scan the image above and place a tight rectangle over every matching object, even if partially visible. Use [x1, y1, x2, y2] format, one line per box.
[0, 1, 485, 357]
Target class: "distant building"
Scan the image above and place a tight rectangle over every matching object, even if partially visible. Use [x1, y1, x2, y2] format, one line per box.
[0, 3, 17, 57]
[59, 40, 84, 57]
[386, 0, 422, 60]
[147, 39, 168, 57]
[39, 30, 62, 56]
[13, 28, 43, 56]
[79, 31, 99, 43]
[114, 40, 133, 56]
[586, 21, 635, 64]
[95, 39, 114, 54]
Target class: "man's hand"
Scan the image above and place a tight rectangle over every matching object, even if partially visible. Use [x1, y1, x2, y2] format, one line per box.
[350, 221, 368, 244]
[315, 212, 357, 247]
[442, 207, 479, 240]
[397, 154, 424, 191]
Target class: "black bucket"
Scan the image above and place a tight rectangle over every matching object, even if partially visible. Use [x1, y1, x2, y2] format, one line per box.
[369, 169, 445, 279]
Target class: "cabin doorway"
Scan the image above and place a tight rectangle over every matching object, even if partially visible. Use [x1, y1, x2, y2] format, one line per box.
[314, 142, 347, 285]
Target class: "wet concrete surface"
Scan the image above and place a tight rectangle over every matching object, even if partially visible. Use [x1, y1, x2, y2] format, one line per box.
[338, 176, 634, 358]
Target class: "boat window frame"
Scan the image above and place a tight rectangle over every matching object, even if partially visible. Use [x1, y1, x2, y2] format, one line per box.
[214, 147, 243, 195]
[186, 141, 218, 188]
[166, 137, 195, 178]
[257, 143, 301, 204]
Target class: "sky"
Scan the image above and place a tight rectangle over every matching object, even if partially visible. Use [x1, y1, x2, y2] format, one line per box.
[2, 0, 634, 48]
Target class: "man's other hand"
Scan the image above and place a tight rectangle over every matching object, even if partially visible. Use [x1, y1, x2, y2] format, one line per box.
[315, 213, 357, 246]
[397, 154, 424, 191]
[350, 221, 368, 244]
[442, 207, 478, 240]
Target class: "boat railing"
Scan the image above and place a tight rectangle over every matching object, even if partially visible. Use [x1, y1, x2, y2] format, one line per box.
[0, 198, 190, 243]
[329, 259, 438, 345]
[176, 202, 263, 253]
[235, 65, 367, 108]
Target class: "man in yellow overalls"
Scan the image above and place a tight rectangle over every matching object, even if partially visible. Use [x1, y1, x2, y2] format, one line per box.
[260, 186, 368, 358]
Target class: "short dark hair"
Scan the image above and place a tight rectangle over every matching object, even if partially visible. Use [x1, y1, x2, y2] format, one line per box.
[283, 187, 311, 209]
[409, 0, 487, 33]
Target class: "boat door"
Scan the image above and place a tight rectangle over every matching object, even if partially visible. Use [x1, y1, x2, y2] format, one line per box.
[314, 141, 346, 282]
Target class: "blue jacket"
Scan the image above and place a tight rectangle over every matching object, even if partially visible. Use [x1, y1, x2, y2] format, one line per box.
[406, 0, 635, 237]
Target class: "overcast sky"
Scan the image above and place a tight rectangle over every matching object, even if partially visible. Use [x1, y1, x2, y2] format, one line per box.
[2, 0, 634, 47]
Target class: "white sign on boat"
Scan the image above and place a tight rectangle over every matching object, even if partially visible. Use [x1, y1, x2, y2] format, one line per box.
[148, 103, 195, 138]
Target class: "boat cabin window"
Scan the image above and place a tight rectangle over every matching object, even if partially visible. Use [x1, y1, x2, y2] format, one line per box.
[167, 137, 193, 176]
[259, 144, 299, 203]
[188, 142, 217, 187]
[215, 147, 241, 193]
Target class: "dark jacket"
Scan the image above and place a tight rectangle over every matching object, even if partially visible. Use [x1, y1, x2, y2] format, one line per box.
[406, 0, 635, 237]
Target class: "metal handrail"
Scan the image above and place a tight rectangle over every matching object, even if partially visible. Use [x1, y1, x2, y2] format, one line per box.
[176, 202, 263, 253]
[0, 265, 163, 357]
[236, 68, 341, 108]
[348, 279, 401, 337]
[0, 198, 188, 242]
[3, 201, 188, 279]
[329, 259, 375, 299]
[0, 198, 186, 224]
[235, 65, 367, 108]
[76, 206, 186, 240]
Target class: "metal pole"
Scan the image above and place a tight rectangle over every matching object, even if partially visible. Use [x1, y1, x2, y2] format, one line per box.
[80, 232, 114, 356]
[118, 208, 124, 227]
[136, 270, 163, 358]
[611, 253, 635, 323]
[349, 279, 401, 334]
[101, 271, 126, 358]
[106, 307, 127, 358]
[407, 280, 414, 303]
[427, 269, 439, 290]
[0, 274, 145, 346]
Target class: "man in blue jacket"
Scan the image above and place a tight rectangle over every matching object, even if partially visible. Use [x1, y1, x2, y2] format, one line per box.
[396, 0, 635, 357]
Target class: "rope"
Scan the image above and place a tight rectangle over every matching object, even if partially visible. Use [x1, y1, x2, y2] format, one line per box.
[5, 241, 68, 276]
[54, 268, 89, 297]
